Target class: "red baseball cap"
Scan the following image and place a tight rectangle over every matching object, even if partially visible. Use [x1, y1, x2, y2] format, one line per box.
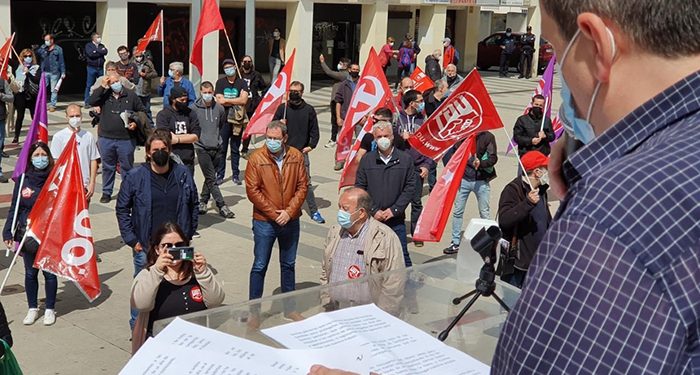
[521, 151, 549, 172]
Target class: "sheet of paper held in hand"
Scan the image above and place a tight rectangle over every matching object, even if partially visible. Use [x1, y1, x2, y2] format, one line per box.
[119, 317, 370, 375]
[262, 303, 490, 375]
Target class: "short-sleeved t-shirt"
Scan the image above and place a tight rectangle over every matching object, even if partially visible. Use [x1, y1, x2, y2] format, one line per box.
[49, 127, 101, 187]
[214, 77, 249, 116]
[360, 133, 375, 152]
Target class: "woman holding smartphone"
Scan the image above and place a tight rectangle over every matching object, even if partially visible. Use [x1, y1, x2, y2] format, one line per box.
[130, 222, 224, 354]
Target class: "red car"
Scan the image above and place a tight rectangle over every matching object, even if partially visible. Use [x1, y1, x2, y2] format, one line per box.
[476, 32, 554, 75]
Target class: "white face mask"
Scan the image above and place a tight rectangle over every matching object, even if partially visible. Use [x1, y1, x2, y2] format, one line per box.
[68, 116, 81, 129]
[539, 170, 550, 186]
[376, 136, 392, 151]
[95, 37, 102, 44]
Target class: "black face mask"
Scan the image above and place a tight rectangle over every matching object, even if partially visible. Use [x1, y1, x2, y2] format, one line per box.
[530, 106, 543, 119]
[175, 101, 188, 111]
[152, 150, 170, 167]
[242, 62, 252, 70]
[446, 75, 457, 84]
[349, 71, 359, 79]
[289, 91, 302, 102]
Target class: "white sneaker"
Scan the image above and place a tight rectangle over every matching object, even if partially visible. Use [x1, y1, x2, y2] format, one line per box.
[324, 140, 336, 148]
[43, 309, 56, 326]
[23, 308, 40, 325]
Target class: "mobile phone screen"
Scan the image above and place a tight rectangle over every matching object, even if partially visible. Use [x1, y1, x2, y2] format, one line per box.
[169, 247, 194, 261]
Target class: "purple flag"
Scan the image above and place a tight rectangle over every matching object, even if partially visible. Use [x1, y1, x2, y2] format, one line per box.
[13, 73, 49, 181]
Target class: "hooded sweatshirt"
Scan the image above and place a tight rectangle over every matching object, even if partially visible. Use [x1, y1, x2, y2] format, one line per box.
[191, 97, 225, 150]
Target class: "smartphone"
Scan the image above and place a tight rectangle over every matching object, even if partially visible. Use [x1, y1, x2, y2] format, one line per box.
[168, 246, 194, 261]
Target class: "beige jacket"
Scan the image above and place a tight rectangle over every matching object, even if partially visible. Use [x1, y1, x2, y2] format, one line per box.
[130, 265, 225, 354]
[321, 218, 406, 315]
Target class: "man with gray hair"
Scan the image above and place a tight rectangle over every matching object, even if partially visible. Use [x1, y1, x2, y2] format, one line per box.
[493, 1, 700, 373]
[355, 121, 416, 267]
[245, 120, 308, 319]
[158, 61, 196, 106]
[442, 64, 463, 96]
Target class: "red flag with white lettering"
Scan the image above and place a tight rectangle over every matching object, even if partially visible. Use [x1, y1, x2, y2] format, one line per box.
[338, 116, 375, 189]
[26, 135, 100, 302]
[410, 66, 433, 93]
[243, 49, 296, 139]
[135, 11, 164, 56]
[334, 48, 394, 162]
[408, 69, 503, 160]
[413, 135, 476, 242]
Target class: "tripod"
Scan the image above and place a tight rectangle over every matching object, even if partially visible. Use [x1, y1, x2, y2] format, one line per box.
[438, 262, 510, 341]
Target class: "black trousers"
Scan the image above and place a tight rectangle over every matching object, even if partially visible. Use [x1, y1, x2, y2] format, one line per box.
[519, 53, 533, 78]
[330, 100, 339, 142]
[499, 53, 512, 76]
[14, 93, 36, 141]
[197, 147, 226, 208]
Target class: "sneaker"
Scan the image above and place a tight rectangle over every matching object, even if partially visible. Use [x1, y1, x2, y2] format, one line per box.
[324, 140, 336, 148]
[99, 194, 111, 203]
[23, 308, 40, 325]
[414, 241, 424, 247]
[333, 161, 344, 171]
[1, 151, 9, 157]
[198, 202, 208, 215]
[0, 175, 8, 183]
[11, 138, 18, 144]
[192, 231, 201, 238]
[215, 178, 224, 186]
[219, 206, 235, 219]
[232, 177, 242, 185]
[48, 106, 56, 112]
[43, 309, 56, 326]
[311, 212, 326, 224]
[443, 243, 459, 255]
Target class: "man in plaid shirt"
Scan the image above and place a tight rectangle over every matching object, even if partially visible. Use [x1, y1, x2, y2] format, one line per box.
[493, 0, 700, 373]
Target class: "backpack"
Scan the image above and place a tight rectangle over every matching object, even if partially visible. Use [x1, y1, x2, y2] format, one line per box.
[399, 48, 412, 68]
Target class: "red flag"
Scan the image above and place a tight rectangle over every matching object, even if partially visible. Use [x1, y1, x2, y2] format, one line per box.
[243, 49, 296, 139]
[0, 34, 15, 81]
[334, 48, 394, 162]
[408, 69, 503, 160]
[338, 116, 375, 189]
[135, 11, 164, 56]
[413, 135, 476, 242]
[410, 66, 433, 93]
[190, 0, 225, 74]
[26, 135, 100, 302]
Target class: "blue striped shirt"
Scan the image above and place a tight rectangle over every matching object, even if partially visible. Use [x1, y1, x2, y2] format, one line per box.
[493, 71, 700, 374]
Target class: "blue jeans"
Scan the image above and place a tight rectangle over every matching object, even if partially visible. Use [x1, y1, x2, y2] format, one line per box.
[451, 179, 491, 245]
[84, 65, 103, 104]
[129, 248, 147, 330]
[98, 137, 136, 196]
[47, 72, 60, 108]
[389, 222, 411, 267]
[249, 219, 300, 302]
[217, 123, 241, 181]
[23, 249, 57, 309]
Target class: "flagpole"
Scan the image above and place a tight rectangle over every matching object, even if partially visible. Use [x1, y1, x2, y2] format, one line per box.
[0, 232, 28, 294]
[500, 126, 535, 191]
[222, 28, 242, 79]
[7, 173, 25, 256]
[539, 96, 549, 132]
[160, 10, 165, 79]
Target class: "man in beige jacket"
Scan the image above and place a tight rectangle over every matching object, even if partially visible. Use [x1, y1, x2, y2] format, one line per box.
[321, 187, 405, 314]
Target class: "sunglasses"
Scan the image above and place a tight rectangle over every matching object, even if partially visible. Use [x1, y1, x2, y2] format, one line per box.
[159, 241, 187, 249]
[23, 55, 32, 58]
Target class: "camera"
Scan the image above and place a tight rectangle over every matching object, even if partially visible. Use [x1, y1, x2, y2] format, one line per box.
[470, 226, 501, 265]
[168, 246, 194, 261]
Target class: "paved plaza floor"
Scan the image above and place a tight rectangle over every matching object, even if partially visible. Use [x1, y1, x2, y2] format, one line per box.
[0, 71, 558, 374]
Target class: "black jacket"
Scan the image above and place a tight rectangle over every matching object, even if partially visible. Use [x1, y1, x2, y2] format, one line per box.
[84, 41, 108, 67]
[425, 55, 442, 81]
[3, 168, 50, 241]
[273, 100, 320, 151]
[156, 106, 202, 164]
[497, 177, 551, 271]
[241, 69, 266, 116]
[0, 301, 11, 357]
[89, 86, 147, 140]
[334, 79, 357, 120]
[513, 111, 555, 156]
[355, 148, 416, 227]
[463, 131, 498, 182]
[394, 111, 434, 171]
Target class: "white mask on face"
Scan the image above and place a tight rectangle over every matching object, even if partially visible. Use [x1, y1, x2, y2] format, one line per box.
[68, 116, 81, 129]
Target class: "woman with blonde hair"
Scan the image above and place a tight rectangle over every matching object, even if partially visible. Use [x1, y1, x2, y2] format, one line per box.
[11, 48, 41, 144]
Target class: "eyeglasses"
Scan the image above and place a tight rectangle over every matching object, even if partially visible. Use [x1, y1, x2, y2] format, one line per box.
[159, 241, 187, 249]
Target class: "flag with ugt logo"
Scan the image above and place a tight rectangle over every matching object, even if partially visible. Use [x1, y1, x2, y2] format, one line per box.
[27, 135, 100, 302]
[335, 48, 394, 162]
[135, 10, 164, 56]
[243, 49, 296, 139]
[408, 69, 503, 160]
[409, 66, 433, 93]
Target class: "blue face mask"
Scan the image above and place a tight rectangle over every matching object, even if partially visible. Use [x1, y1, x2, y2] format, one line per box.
[558, 28, 617, 144]
[224, 67, 236, 77]
[32, 155, 49, 170]
[110, 82, 123, 93]
[416, 102, 425, 113]
[266, 139, 283, 153]
[23, 57, 32, 64]
[337, 209, 359, 229]
[168, 69, 175, 78]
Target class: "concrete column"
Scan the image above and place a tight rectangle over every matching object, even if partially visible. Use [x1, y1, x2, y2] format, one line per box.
[416, 4, 446, 70]
[0, 0, 10, 43]
[245, 0, 255, 60]
[527, 4, 541, 76]
[188, 0, 220, 85]
[455, 6, 481, 72]
[359, 2, 388, 69]
[286, 0, 314, 89]
[97, 0, 128, 62]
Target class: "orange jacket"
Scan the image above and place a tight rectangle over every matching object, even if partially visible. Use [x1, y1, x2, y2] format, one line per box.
[245, 146, 308, 222]
[443, 45, 456, 69]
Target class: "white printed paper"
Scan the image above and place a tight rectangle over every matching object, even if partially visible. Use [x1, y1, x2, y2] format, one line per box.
[263, 303, 490, 375]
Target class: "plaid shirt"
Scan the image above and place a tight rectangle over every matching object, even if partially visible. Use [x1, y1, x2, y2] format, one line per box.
[493, 71, 700, 374]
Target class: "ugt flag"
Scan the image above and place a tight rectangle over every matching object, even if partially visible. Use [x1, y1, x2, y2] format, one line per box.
[410, 66, 433, 93]
[334, 47, 394, 162]
[243, 49, 296, 140]
[135, 10, 164, 56]
[408, 69, 503, 160]
[413, 135, 476, 242]
[13, 72, 49, 181]
[338, 116, 375, 189]
[27, 135, 101, 302]
[0, 33, 15, 81]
